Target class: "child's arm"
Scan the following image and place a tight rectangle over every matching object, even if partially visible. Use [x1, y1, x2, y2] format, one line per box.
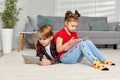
[64, 39, 83, 51]
[56, 37, 77, 52]
[39, 58, 52, 66]
[36, 42, 44, 61]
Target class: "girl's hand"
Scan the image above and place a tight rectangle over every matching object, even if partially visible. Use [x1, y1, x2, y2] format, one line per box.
[83, 36, 89, 40]
[68, 37, 77, 45]
[64, 38, 78, 51]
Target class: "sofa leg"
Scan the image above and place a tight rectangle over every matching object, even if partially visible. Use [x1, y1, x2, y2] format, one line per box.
[113, 44, 117, 49]
[105, 44, 107, 48]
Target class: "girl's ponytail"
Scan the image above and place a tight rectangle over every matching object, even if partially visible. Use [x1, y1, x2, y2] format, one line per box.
[65, 11, 72, 18]
[64, 10, 81, 22]
[75, 10, 81, 17]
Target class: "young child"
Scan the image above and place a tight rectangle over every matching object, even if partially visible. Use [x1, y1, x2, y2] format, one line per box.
[25, 24, 58, 66]
[54, 10, 115, 71]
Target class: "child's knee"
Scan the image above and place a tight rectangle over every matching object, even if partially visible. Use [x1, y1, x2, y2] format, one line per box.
[86, 40, 93, 44]
[79, 41, 86, 48]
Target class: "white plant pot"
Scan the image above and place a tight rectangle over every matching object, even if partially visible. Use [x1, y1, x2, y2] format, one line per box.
[1, 29, 13, 54]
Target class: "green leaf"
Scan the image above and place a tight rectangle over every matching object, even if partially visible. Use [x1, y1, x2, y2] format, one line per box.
[0, 0, 22, 28]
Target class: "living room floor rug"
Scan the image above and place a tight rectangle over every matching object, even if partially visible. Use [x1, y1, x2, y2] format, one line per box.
[0, 48, 120, 80]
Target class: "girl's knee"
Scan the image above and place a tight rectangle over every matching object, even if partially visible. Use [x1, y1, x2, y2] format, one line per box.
[85, 40, 91, 42]
[85, 40, 93, 44]
[78, 41, 86, 45]
[78, 41, 86, 47]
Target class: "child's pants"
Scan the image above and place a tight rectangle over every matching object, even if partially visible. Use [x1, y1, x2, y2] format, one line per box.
[60, 40, 106, 64]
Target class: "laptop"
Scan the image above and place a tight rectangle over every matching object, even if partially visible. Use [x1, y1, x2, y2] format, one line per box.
[22, 55, 40, 64]
[65, 39, 83, 51]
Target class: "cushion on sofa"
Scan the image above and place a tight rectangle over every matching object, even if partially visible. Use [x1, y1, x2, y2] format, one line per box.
[25, 22, 33, 32]
[46, 16, 64, 31]
[27, 16, 36, 27]
[27, 16, 38, 31]
[89, 21, 108, 31]
[107, 22, 119, 31]
[116, 25, 120, 31]
[78, 16, 107, 31]
[78, 22, 90, 31]
[37, 15, 55, 28]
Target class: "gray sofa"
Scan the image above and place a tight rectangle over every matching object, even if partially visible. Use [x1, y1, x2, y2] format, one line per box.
[25, 15, 120, 49]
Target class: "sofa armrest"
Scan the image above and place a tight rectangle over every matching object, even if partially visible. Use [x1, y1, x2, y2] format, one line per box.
[107, 22, 119, 31]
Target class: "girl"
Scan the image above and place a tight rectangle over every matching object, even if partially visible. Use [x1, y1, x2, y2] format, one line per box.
[54, 10, 115, 71]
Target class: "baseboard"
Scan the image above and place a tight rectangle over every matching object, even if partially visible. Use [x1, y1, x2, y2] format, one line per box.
[0, 52, 3, 57]
[118, 44, 120, 49]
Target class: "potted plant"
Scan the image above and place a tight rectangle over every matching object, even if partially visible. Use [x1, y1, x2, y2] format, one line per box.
[0, 0, 21, 54]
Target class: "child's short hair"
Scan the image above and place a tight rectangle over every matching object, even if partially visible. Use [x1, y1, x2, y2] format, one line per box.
[38, 24, 53, 40]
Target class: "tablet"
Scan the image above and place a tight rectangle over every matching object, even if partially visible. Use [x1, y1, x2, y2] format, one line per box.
[65, 39, 83, 51]
[22, 55, 40, 64]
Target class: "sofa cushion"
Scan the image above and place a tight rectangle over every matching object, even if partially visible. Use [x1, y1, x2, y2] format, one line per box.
[27, 16, 36, 27]
[46, 16, 64, 31]
[37, 15, 55, 28]
[78, 16, 107, 31]
[116, 25, 120, 31]
[78, 22, 90, 31]
[25, 22, 33, 32]
[89, 21, 108, 31]
[27, 16, 38, 31]
[77, 31, 120, 44]
[107, 22, 119, 31]
[77, 31, 120, 39]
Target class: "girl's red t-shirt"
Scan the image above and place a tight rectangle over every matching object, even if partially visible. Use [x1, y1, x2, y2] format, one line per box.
[54, 28, 78, 60]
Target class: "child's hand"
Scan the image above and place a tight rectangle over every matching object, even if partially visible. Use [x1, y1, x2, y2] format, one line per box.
[64, 38, 79, 51]
[24, 60, 30, 64]
[39, 58, 52, 66]
[68, 37, 77, 45]
[83, 36, 89, 40]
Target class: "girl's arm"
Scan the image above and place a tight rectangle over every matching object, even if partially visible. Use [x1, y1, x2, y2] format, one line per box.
[56, 37, 76, 52]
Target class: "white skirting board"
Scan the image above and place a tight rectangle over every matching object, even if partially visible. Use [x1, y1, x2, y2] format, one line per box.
[118, 44, 120, 48]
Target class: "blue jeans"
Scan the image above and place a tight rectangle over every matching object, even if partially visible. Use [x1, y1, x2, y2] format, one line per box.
[60, 40, 106, 64]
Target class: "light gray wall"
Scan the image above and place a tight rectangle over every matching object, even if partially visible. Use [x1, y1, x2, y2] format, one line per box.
[24, 0, 55, 17]
[0, 0, 55, 51]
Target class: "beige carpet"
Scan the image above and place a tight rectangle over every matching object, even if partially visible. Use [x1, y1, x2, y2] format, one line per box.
[0, 48, 120, 80]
